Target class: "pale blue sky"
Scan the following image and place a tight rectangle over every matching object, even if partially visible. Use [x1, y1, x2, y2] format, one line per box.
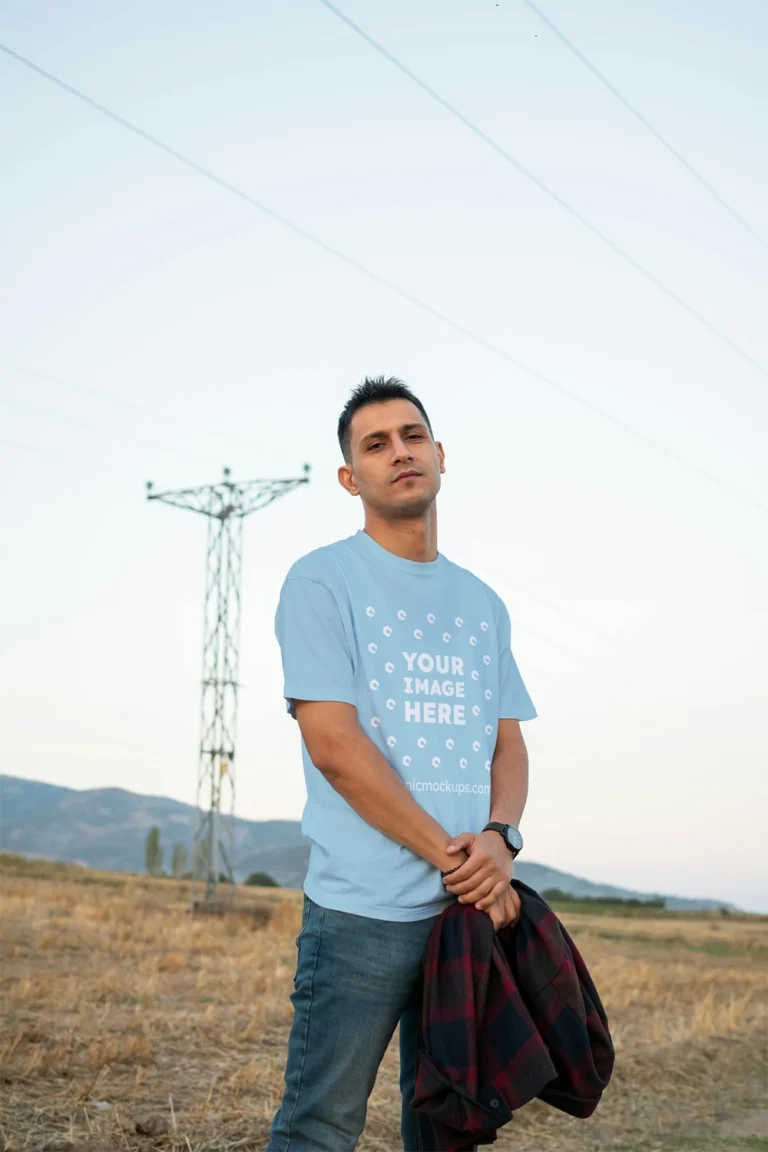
[1, 1, 766, 910]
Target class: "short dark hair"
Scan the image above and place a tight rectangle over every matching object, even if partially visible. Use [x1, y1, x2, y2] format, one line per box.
[337, 376, 433, 461]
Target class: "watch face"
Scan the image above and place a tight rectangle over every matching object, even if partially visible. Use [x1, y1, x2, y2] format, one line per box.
[506, 825, 523, 852]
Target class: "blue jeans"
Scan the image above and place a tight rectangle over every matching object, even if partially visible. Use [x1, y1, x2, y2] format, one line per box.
[267, 893, 450, 1151]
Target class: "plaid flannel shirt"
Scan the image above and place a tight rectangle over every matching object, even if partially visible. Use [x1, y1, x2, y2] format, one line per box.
[411, 879, 615, 1151]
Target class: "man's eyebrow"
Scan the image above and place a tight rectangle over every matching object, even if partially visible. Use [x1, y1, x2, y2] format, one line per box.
[359, 422, 426, 445]
[359, 429, 387, 445]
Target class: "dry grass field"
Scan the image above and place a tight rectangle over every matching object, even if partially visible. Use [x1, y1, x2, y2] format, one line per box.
[0, 854, 766, 1152]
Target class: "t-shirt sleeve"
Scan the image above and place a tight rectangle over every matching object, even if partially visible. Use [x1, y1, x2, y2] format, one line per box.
[275, 575, 357, 717]
[497, 599, 537, 721]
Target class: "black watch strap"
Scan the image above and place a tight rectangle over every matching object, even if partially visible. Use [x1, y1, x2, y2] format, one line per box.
[484, 822, 520, 858]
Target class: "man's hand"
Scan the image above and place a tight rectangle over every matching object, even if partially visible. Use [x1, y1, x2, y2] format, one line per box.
[442, 830, 522, 930]
[441, 830, 514, 909]
[483, 884, 522, 931]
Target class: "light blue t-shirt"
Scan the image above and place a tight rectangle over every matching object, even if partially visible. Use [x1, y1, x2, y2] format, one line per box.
[275, 530, 537, 922]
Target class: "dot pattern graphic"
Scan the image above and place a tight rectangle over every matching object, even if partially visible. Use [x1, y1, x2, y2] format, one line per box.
[359, 601, 507, 783]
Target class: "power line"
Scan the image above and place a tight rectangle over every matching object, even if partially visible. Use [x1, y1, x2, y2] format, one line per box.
[522, 0, 767, 250]
[0, 393, 205, 466]
[497, 616, 592, 666]
[5, 363, 264, 453]
[317, 0, 767, 379]
[1, 43, 765, 516]
[475, 561, 617, 644]
[0, 433, 136, 479]
[1, 435, 68, 461]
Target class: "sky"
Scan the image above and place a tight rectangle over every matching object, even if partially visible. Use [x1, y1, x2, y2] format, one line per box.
[1, 0, 766, 911]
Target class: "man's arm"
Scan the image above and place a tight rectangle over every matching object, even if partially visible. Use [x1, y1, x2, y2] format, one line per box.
[441, 719, 530, 906]
[489, 718, 529, 826]
[293, 699, 467, 875]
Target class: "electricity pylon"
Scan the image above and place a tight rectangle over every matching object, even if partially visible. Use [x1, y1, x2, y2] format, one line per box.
[147, 464, 310, 900]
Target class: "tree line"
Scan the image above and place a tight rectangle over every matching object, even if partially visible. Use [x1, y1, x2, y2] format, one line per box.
[144, 825, 278, 887]
[542, 887, 666, 908]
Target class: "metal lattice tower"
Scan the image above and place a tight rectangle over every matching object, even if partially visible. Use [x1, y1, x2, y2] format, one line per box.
[147, 465, 310, 900]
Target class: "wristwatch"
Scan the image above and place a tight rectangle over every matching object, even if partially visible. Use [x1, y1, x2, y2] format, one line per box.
[483, 821, 523, 859]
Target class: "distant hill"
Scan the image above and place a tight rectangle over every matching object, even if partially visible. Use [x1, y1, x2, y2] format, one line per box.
[0, 774, 736, 911]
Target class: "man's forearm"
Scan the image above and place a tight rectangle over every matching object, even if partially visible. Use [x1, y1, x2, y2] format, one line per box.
[489, 725, 529, 827]
[318, 727, 463, 873]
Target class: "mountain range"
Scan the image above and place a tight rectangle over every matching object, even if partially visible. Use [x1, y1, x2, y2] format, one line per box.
[0, 774, 735, 910]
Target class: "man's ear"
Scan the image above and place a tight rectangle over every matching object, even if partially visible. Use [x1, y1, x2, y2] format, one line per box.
[436, 441, 446, 475]
[338, 463, 360, 497]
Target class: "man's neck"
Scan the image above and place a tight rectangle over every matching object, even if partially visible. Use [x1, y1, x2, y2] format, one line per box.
[363, 510, 438, 563]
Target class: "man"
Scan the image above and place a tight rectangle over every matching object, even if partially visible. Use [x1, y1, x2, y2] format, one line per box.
[267, 376, 537, 1152]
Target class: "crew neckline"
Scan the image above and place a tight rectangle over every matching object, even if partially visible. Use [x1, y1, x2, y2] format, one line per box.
[349, 529, 444, 577]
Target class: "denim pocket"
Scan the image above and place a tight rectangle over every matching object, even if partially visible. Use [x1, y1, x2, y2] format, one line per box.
[301, 893, 312, 932]
[293, 895, 314, 989]
[294, 894, 312, 950]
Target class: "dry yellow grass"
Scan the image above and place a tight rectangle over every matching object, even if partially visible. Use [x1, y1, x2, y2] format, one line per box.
[0, 855, 766, 1152]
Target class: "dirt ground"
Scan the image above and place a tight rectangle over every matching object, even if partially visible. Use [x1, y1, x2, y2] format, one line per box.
[0, 856, 766, 1152]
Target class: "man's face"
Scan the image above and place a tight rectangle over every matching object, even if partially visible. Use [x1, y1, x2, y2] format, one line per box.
[338, 398, 445, 517]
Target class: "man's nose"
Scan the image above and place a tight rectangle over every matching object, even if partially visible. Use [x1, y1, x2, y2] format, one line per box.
[391, 438, 414, 462]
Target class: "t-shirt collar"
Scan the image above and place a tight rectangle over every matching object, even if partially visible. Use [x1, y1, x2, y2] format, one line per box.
[349, 529, 443, 578]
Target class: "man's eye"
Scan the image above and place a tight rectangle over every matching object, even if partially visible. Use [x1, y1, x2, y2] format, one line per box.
[368, 443, 383, 451]
[408, 433, 423, 440]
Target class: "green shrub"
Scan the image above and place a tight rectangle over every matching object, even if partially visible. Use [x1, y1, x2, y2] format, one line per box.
[243, 871, 279, 888]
